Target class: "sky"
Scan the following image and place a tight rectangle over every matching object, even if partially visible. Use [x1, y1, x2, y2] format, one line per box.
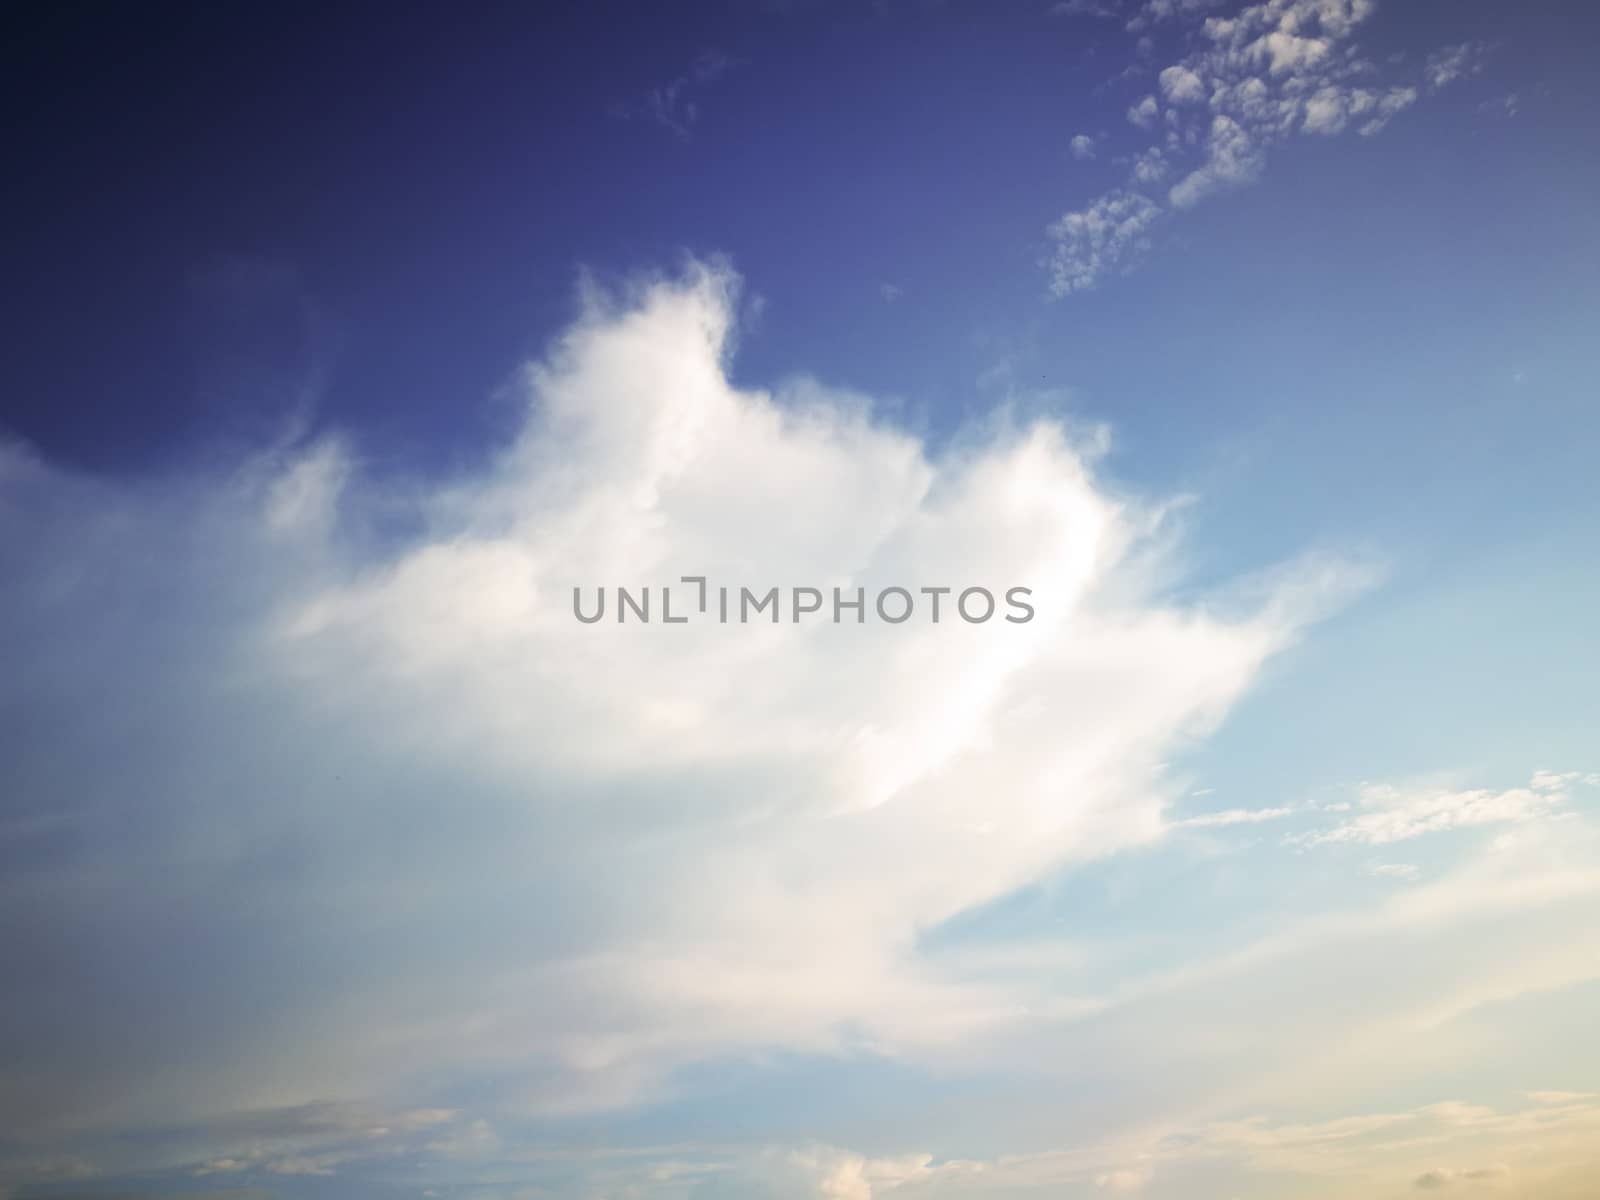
[3, 1, 1600, 1198]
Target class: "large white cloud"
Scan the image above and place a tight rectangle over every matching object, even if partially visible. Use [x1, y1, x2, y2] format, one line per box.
[0, 263, 1357, 1163]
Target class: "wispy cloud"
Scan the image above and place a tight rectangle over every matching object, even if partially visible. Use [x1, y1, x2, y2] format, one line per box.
[612, 50, 734, 137]
[1290, 770, 1591, 848]
[1051, 0, 1122, 18]
[1368, 861, 1421, 880]
[1425, 41, 1488, 91]
[1179, 805, 1293, 827]
[0, 262, 1357, 1165]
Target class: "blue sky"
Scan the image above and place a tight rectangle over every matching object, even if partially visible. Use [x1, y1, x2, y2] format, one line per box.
[3, 2, 1600, 1198]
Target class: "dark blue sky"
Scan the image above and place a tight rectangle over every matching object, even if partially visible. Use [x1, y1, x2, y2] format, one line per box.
[7, 0, 1596, 486]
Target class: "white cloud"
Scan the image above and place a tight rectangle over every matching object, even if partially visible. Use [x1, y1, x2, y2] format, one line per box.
[1168, 113, 1264, 208]
[1357, 86, 1419, 137]
[1130, 147, 1168, 183]
[1291, 772, 1575, 847]
[1252, 28, 1332, 75]
[8, 264, 1588, 1199]
[1129, 0, 1225, 30]
[0, 263, 1347, 1144]
[1368, 862, 1421, 881]
[1047, 0, 1478, 293]
[1182, 1096, 1588, 1191]
[1426, 42, 1485, 90]
[1531, 769, 1589, 792]
[1527, 1091, 1595, 1106]
[1051, 0, 1120, 17]
[1483, 91, 1520, 118]
[1071, 133, 1098, 160]
[1158, 65, 1207, 105]
[1094, 1166, 1151, 1191]
[1179, 806, 1292, 828]
[782, 1147, 933, 1200]
[1414, 1163, 1511, 1189]
[1045, 190, 1162, 294]
[1303, 85, 1417, 135]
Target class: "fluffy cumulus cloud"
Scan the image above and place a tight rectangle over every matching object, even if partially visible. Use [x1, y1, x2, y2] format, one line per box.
[1046, 0, 1484, 294]
[1044, 190, 1163, 295]
[1126, 93, 1160, 128]
[0, 262, 1362, 1185]
[1158, 65, 1207, 106]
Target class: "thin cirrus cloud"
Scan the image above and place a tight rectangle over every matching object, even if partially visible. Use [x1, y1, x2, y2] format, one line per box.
[1045, 0, 1482, 295]
[0, 262, 1359, 1167]
[1288, 770, 1594, 847]
[611, 50, 735, 138]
